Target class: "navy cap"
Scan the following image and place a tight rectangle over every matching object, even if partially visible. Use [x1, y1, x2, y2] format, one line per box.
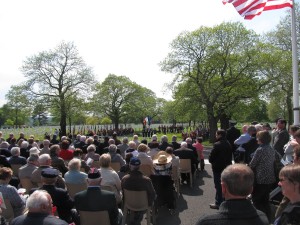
[130, 157, 141, 166]
[41, 168, 59, 178]
[88, 168, 101, 179]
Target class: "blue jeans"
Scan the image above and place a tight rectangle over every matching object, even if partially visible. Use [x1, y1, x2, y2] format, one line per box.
[213, 171, 224, 206]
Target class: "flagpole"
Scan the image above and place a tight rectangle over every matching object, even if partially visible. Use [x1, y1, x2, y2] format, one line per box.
[291, 0, 299, 125]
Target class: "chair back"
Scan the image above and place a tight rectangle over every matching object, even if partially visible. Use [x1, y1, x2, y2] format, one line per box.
[66, 183, 87, 199]
[20, 178, 34, 194]
[123, 189, 148, 211]
[79, 210, 110, 225]
[179, 159, 191, 173]
[139, 164, 153, 177]
[110, 162, 121, 172]
[11, 164, 23, 177]
[2, 199, 14, 222]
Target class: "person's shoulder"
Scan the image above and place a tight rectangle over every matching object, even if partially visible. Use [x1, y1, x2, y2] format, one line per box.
[195, 213, 223, 225]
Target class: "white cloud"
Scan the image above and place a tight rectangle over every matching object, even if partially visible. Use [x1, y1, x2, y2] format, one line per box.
[0, 0, 295, 106]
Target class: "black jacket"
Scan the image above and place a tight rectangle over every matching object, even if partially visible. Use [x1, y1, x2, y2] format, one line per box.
[209, 138, 232, 173]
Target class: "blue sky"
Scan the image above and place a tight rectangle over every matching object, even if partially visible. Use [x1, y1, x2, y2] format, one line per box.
[0, 0, 296, 106]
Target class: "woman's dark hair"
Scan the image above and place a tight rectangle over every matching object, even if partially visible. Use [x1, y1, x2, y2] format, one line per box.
[60, 140, 70, 150]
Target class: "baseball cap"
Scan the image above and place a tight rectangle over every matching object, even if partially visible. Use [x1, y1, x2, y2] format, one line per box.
[130, 157, 141, 166]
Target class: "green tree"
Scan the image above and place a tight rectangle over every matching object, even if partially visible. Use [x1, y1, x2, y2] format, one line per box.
[21, 41, 95, 135]
[92, 74, 159, 129]
[262, 4, 300, 124]
[160, 22, 262, 142]
[5, 85, 30, 126]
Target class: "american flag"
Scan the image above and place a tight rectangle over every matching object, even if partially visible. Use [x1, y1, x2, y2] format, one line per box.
[222, 0, 293, 19]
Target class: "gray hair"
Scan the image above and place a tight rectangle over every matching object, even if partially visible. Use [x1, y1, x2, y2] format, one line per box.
[26, 190, 50, 209]
[122, 137, 129, 144]
[27, 154, 39, 163]
[186, 137, 192, 144]
[128, 141, 136, 149]
[221, 164, 254, 196]
[38, 154, 51, 165]
[108, 144, 117, 153]
[181, 142, 187, 148]
[11, 147, 20, 156]
[87, 144, 96, 153]
[161, 135, 168, 143]
[20, 141, 29, 149]
[108, 139, 115, 145]
[43, 139, 50, 147]
[68, 158, 81, 171]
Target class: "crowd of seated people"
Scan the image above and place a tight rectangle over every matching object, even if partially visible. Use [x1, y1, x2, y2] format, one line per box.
[0, 126, 300, 225]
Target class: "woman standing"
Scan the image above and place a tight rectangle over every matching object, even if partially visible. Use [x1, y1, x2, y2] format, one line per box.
[249, 130, 276, 222]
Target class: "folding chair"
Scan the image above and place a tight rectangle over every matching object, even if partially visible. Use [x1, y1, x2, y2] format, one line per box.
[179, 159, 193, 187]
[20, 178, 34, 194]
[79, 210, 110, 225]
[11, 164, 23, 177]
[172, 166, 180, 198]
[139, 164, 153, 177]
[66, 182, 87, 199]
[122, 189, 156, 225]
[2, 199, 14, 223]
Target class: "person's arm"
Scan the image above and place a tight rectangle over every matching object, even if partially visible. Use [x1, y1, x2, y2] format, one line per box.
[208, 144, 218, 164]
[249, 147, 262, 169]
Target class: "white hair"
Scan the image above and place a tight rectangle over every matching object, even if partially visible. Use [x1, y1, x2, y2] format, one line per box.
[38, 154, 51, 165]
[26, 190, 50, 209]
[68, 158, 81, 171]
[186, 137, 192, 144]
[128, 141, 136, 149]
[87, 144, 96, 152]
[181, 142, 188, 148]
[43, 139, 50, 146]
[20, 141, 29, 149]
[11, 147, 20, 156]
[80, 136, 86, 142]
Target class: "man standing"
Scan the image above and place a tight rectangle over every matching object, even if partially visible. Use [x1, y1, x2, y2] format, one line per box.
[195, 164, 269, 225]
[74, 168, 121, 225]
[121, 157, 156, 225]
[208, 129, 232, 209]
[273, 119, 290, 156]
[11, 190, 68, 225]
[226, 120, 240, 154]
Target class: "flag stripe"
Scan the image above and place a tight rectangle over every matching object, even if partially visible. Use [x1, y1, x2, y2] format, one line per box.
[223, 0, 293, 19]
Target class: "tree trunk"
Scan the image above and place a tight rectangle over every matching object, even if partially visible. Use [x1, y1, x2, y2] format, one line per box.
[206, 104, 218, 143]
[60, 101, 67, 136]
[220, 113, 230, 130]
